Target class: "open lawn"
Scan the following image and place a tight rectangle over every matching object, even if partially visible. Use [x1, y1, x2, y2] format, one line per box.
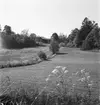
[0, 47, 100, 97]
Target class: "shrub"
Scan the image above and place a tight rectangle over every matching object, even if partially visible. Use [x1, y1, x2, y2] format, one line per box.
[59, 42, 65, 47]
[37, 51, 47, 60]
[49, 41, 59, 54]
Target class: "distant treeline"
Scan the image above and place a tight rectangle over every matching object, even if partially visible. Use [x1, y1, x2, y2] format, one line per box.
[1, 17, 100, 50]
[0, 26, 50, 49]
[59, 17, 100, 50]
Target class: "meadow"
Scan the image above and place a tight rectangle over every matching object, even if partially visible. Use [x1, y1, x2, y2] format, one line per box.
[0, 46, 100, 104]
[0, 45, 50, 68]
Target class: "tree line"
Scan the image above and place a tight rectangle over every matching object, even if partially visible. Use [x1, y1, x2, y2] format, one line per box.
[0, 17, 100, 50]
[0, 26, 50, 49]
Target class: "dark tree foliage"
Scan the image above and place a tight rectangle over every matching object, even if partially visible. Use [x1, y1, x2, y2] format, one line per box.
[75, 17, 96, 47]
[81, 24, 100, 50]
[49, 41, 59, 54]
[1, 25, 50, 49]
[66, 28, 79, 47]
[1, 32, 36, 49]
[30, 33, 37, 41]
[59, 33, 68, 43]
[1, 26, 37, 49]
[3, 25, 12, 35]
[51, 33, 59, 41]
[67, 28, 79, 42]
[81, 40, 91, 50]
[49, 33, 59, 54]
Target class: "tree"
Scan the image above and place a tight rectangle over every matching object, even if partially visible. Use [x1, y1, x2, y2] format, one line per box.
[30, 33, 36, 41]
[81, 24, 100, 50]
[66, 28, 79, 47]
[51, 33, 59, 42]
[0, 24, 2, 32]
[3, 25, 12, 35]
[59, 33, 67, 43]
[68, 28, 79, 42]
[49, 33, 59, 54]
[75, 17, 95, 47]
[21, 29, 29, 36]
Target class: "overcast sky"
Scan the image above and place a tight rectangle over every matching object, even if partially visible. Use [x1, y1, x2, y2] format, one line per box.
[0, 0, 99, 38]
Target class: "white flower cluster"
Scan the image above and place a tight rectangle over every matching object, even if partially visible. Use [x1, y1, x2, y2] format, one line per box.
[76, 69, 93, 88]
[45, 66, 95, 97]
[45, 66, 69, 82]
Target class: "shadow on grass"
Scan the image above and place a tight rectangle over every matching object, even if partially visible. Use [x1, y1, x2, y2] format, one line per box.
[43, 59, 52, 61]
[56, 52, 68, 55]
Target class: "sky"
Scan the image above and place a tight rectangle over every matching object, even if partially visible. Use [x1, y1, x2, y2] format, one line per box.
[0, 0, 99, 38]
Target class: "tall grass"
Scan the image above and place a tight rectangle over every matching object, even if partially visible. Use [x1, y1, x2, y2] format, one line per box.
[0, 66, 100, 105]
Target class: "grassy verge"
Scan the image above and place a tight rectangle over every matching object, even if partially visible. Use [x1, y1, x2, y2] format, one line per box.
[0, 58, 42, 69]
[0, 47, 52, 69]
[0, 53, 56, 69]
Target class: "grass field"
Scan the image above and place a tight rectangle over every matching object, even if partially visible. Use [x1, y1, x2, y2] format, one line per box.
[0, 47, 100, 98]
[0, 46, 50, 64]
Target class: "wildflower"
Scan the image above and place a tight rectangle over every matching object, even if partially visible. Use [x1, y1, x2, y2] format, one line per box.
[55, 66, 62, 69]
[81, 77, 86, 82]
[48, 74, 51, 77]
[72, 84, 75, 88]
[81, 69, 85, 74]
[64, 70, 69, 74]
[52, 69, 59, 74]
[45, 77, 50, 82]
[88, 84, 92, 88]
[87, 76, 90, 81]
[57, 83, 60, 86]
[62, 67, 67, 71]
[75, 71, 79, 75]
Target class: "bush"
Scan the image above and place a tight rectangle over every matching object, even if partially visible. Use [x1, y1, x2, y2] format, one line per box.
[59, 42, 66, 47]
[49, 41, 59, 54]
[37, 51, 47, 60]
